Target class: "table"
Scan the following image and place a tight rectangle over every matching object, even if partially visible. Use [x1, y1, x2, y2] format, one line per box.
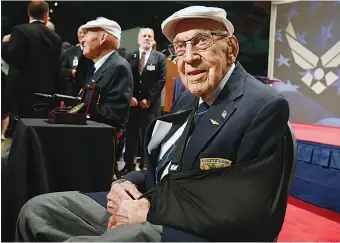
[1, 118, 116, 241]
[291, 140, 340, 213]
[290, 123, 340, 213]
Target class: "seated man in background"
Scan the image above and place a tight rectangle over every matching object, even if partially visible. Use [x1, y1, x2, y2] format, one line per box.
[76, 17, 133, 130]
[16, 6, 290, 242]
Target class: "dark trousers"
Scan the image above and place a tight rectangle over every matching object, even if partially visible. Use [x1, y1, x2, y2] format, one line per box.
[124, 106, 157, 172]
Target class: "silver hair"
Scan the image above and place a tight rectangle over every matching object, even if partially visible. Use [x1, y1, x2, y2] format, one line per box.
[138, 27, 154, 36]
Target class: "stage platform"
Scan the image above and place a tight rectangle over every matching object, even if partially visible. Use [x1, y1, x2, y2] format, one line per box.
[290, 123, 340, 213]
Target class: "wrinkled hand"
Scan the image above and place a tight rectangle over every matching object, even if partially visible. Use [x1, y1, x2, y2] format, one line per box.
[108, 198, 150, 229]
[140, 99, 151, 109]
[106, 179, 142, 215]
[130, 97, 138, 107]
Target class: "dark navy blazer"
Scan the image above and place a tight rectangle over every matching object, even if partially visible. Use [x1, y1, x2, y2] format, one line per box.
[87, 62, 290, 241]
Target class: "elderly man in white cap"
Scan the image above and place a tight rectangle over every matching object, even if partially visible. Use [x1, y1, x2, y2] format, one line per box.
[15, 6, 290, 242]
[70, 17, 133, 130]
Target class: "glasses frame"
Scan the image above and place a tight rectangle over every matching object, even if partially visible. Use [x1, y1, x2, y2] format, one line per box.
[168, 31, 230, 59]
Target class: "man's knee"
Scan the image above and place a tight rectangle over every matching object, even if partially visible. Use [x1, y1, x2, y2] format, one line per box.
[18, 193, 51, 227]
[18, 191, 76, 228]
[17, 191, 79, 240]
[16, 193, 53, 241]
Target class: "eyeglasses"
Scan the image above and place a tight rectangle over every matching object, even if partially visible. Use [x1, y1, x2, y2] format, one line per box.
[168, 31, 229, 58]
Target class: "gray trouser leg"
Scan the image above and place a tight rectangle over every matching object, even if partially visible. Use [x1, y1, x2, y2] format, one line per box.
[15, 191, 110, 242]
[66, 222, 163, 242]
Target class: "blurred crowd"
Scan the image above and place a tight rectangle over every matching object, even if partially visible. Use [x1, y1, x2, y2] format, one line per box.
[1, 1, 167, 174]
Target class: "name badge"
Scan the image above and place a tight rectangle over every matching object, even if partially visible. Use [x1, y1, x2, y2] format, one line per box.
[146, 64, 155, 71]
[72, 57, 78, 67]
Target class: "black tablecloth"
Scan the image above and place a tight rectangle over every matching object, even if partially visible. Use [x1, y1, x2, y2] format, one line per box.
[1, 118, 116, 241]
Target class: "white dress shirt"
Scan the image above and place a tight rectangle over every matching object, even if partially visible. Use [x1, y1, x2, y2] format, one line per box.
[93, 51, 115, 73]
[76, 44, 84, 51]
[29, 19, 45, 24]
[159, 63, 236, 179]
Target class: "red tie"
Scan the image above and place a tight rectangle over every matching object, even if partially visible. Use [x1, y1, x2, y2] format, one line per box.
[139, 51, 146, 75]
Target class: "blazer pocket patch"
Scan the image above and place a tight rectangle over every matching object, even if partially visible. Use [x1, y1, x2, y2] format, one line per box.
[200, 158, 232, 170]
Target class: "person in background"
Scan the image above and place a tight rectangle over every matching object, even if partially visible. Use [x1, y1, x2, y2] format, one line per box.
[117, 47, 127, 58]
[1, 1, 62, 119]
[59, 26, 93, 96]
[61, 41, 73, 51]
[152, 40, 157, 50]
[45, 20, 55, 31]
[1, 34, 11, 141]
[124, 28, 167, 173]
[75, 18, 132, 129]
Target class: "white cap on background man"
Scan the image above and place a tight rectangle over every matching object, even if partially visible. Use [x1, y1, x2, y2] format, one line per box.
[82, 17, 121, 40]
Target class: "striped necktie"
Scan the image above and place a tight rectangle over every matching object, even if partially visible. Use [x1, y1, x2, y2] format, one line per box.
[155, 102, 209, 182]
[139, 51, 146, 75]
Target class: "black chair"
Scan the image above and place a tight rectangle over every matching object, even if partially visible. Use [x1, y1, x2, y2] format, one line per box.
[273, 122, 297, 242]
[286, 122, 297, 192]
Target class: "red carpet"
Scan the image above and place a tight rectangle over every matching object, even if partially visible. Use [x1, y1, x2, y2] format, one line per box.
[278, 197, 340, 241]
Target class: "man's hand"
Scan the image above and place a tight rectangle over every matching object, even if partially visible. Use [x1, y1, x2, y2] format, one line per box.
[108, 198, 150, 229]
[140, 99, 151, 109]
[71, 69, 76, 77]
[130, 97, 138, 107]
[2, 34, 11, 42]
[106, 180, 142, 215]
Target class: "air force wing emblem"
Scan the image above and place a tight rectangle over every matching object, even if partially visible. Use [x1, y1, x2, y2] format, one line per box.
[210, 119, 220, 126]
[285, 22, 340, 95]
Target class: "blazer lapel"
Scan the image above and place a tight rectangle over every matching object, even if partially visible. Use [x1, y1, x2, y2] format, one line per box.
[129, 51, 139, 73]
[144, 105, 194, 186]
[181, 62, 247, 171]
[141, 50, 156, 76]
[145, 95, 196, 157]
[90, 52, 118, 85]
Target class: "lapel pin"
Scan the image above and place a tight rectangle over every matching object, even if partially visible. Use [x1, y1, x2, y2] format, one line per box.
[210, 119, 220, 126]
[134, 54, 137, 58]
[221, 110, 227, 119]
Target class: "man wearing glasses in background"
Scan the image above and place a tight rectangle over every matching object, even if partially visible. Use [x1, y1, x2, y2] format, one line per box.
[15, 6, 289, 242]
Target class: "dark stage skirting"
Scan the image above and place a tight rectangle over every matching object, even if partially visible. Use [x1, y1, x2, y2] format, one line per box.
[291, 123, 340, 213]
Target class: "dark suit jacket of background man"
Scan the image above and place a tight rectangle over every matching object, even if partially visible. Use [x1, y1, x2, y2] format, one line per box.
[59, 45, 94, 96]
[1, 21, 62, 118]
[125, 50, 166, 114]
[83, 51, 133, 130]
[124, 49, 166, 170]
[120, 62, 290, 241]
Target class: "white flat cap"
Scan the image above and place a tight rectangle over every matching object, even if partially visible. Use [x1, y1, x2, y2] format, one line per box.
[82, 17, 121, 40]
[161, 6, 234, 41]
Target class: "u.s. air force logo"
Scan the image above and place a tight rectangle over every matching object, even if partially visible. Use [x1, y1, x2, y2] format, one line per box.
[285, 22, 340, 95]
[200, 158, 232, 170]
